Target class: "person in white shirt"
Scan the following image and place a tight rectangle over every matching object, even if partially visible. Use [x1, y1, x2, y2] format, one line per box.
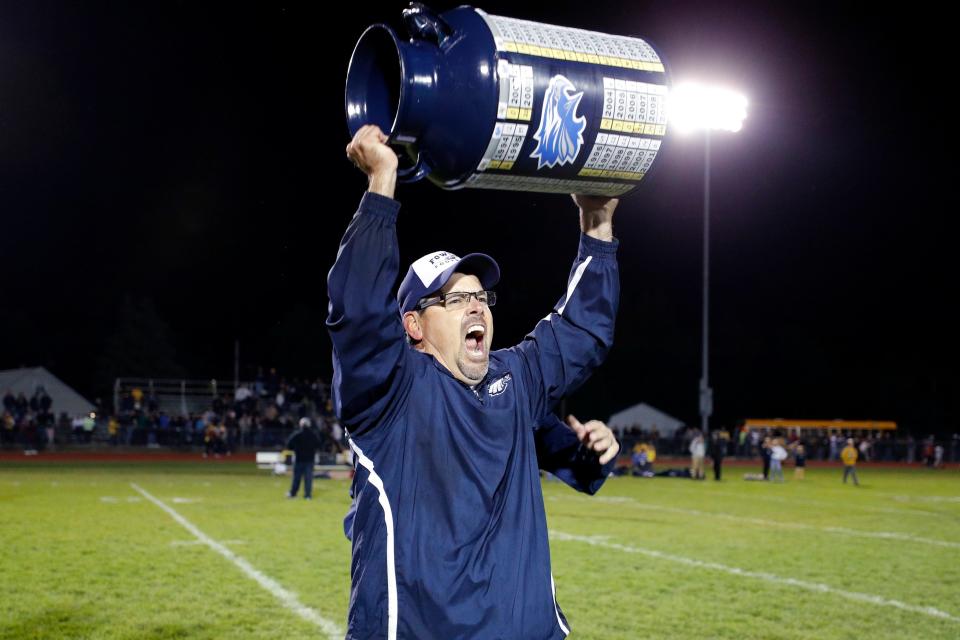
[770, 438, 788, 483]
[689, 432, 706, 480]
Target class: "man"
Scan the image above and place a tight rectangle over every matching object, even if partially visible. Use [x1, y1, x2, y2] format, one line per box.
[761, 436, 772, 480]
[329, 124, 620, 640]
[286, 417, 322, 500]
[710, 430, 726, 481]
[689, 431, 705, 480]
[769, 438, 787, 483]
[841, 437, 860, 485]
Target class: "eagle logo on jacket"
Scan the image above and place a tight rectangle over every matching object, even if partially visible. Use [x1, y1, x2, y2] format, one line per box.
[531, 74, 586, 170]
[487, 374, 512, 397]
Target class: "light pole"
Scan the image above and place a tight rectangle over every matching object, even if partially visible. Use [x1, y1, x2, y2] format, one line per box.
[701, 130, 712, 434]
[669, 82, 747, 435]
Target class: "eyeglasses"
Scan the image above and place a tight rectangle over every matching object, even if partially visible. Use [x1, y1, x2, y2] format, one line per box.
[417, 290, 497, 311]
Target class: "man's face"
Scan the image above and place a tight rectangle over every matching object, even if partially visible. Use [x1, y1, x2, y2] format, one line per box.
[416, 273, 494, 385]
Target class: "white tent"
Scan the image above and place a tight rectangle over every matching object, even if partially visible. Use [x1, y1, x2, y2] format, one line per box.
[0, 367, 95, 417]
[607, 402, 685, 438]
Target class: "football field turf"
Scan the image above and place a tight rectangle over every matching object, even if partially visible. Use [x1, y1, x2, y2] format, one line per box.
[1, 462, 958, 639]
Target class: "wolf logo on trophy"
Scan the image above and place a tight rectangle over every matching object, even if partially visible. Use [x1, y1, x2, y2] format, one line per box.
[531, 74, 587, 169]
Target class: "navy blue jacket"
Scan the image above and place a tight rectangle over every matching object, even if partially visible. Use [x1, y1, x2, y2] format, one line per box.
[285, 427, 322, 463]
[327, 192, 619, 640]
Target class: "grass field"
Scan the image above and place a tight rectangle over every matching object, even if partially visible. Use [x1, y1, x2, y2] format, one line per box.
[1, 461, 958, 639]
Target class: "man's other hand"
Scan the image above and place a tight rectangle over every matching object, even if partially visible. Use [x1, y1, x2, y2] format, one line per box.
[566, 415, 620, 465]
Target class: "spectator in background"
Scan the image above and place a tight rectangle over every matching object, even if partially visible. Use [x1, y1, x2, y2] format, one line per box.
[690, 431, 705, 480]
[223, 410, 238, 453]
[710, 431, 726, 481]
[82, 413, 96, 443]
[40, 411, 55, 451]
[131, 387, 144, 410]
[286, 417, 321, 500]
[15, 393, 28, 419]
[235, 384, 252, 406]
[793, 442, 806, 480]
[203, 420, 221, 458]
[3, 391, 15, 416]
[841, 438, 860, 486]
[20, 413, 39, 455]
[933, 444, 944, 468]
[631, 441, 655, 477]
[219, 422, 231, 455]
[108, 416, 119, 446]
[40, 390, 52, 413]
[761, 437, 772, 480]
[769, 438, 787, 483]
[923, 437, 935, 467]
[2, 411, 15, 448]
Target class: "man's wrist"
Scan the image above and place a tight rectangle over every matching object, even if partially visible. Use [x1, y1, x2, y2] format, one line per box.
[582, 220, 614, 241]
[580, 211, 614, 241]
[368, 171, 397, 199]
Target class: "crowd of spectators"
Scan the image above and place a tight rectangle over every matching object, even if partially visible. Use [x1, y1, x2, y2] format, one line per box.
[1, 368, 347, 457]
[1, 387, 61, 454]
[109, 369, 345, 455]
[4, 379, 959, 468]
[617, 424, 960, 468]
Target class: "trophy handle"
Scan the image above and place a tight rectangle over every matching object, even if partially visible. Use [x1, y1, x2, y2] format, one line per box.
[402, 3, 453, 48]
[396, 149, 432, 183]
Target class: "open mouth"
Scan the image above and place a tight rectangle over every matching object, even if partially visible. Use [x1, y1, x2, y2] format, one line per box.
[464, 323, 486, 358]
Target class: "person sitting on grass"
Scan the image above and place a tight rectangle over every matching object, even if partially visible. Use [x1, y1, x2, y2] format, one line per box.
[632, 441, 656, 477]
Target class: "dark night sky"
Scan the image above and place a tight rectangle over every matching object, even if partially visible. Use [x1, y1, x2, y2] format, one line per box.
[1, 1, 954, 432]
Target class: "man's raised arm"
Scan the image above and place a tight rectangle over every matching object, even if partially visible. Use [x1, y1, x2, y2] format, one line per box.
[510, 194, 621, 420]
[326, 126, 406, 434]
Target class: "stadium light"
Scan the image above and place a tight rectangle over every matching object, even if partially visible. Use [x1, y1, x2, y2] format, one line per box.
[668, 82, 748, 133]
[668, 80, 748, 435]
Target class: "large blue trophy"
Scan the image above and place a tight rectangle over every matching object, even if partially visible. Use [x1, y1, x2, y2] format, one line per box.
[346, 3, 669, 196]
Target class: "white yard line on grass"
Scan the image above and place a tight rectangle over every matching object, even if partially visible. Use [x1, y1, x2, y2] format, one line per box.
[131, 483, 343, 639]
[550, 530, 960, 624]
[170, 539, 246, 547]
[556, 494, 960, 549]
[881, 493, 960, 504]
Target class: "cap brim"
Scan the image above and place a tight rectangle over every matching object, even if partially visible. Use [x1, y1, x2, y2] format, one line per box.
[450, 253, 500, 290]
